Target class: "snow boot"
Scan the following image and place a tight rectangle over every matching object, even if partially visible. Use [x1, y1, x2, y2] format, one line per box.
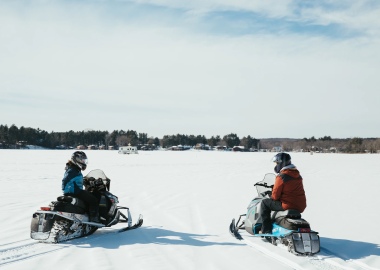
[89, 211, 100, 223]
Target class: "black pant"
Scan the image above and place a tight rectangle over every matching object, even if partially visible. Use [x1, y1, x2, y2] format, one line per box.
[68, 190, 99, 216]
[259, 198, 284, 233]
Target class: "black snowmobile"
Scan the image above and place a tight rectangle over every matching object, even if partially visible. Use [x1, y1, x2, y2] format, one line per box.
[229, 173, 320, 255]
[31, 169, 143, 243]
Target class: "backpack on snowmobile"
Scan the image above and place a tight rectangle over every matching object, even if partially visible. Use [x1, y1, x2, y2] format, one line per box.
[30, 169, 143, 243]
[229, 173, 320, 256]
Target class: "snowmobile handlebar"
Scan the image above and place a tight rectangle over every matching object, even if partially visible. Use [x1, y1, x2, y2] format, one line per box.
[254, 182, 274, 189]
[84, 177, 108, 192]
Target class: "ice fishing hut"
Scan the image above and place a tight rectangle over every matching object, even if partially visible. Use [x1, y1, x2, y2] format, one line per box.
[118, 143, 138, 154]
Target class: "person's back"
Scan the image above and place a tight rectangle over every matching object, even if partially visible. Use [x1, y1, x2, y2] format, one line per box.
[272, 165, 306, 212]
[62, 162, 83, 195]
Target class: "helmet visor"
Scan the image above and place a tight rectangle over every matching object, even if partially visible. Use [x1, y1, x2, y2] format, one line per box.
[75, 156, 88, 166]
[272, 155, 282, 164]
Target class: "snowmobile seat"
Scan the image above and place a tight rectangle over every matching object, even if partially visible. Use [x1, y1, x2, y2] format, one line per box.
[271, 210, 309, 231]
[52, 195, 87, 214]
[57, 195, 87, 208]
[271, 209, 301, 220]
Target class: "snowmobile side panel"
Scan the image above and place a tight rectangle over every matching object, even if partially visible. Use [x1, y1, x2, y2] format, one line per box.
[249, 223, 293, 238]
[244, 197, 263, 234]
[35, 210, 105, 227]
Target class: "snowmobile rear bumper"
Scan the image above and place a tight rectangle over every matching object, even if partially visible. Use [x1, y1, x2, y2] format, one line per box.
[31, 212, 56, 240]
[30, 210, 104, 241]
[290, 232, 320, 255]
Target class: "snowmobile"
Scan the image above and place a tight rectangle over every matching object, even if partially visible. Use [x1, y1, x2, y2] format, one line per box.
[31, 169, 143, 243]
[229, 173, 320, 255]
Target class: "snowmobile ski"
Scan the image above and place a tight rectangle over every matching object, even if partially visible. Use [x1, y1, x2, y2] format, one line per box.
[229, 218, 243, 240]
[119, 214, 143, 232]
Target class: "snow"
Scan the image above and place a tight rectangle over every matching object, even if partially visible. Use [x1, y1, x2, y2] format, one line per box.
[0, 150, 379, 270]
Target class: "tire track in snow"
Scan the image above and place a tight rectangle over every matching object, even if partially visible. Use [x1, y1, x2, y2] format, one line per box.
[0, 240, 68, 266]
[241, 237, 306, 270]
[319, 247, 376, 270]
[0, 228, 127, 267]
[240, 235, 373, 270]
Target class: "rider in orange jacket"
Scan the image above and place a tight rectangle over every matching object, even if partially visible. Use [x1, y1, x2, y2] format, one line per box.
[271, 164, 306, 213]
[259, 153, 307, 234]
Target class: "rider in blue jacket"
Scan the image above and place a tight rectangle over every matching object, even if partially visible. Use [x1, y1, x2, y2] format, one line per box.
[62, 151, 100, 223]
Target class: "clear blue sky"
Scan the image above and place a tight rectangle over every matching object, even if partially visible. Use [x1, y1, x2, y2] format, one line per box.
[1, 0, 379, 138]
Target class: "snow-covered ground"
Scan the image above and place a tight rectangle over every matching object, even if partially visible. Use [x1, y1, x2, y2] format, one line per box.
[0, 150, 379, 270]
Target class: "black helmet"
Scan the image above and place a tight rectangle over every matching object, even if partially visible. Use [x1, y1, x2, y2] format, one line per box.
[71, 151, 88, 171]
[272, 152, 291, 173]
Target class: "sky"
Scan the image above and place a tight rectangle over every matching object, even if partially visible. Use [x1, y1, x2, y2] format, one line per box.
[1, 0, 380, 139]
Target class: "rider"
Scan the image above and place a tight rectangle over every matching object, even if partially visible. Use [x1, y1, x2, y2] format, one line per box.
[259, 152, 306, 234]
[61, 151, 100, 223]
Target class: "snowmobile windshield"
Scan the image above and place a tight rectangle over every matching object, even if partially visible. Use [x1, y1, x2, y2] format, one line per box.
[84, 169, 108, 180]
[254, 173, 276, 197]
[83, 169, 111, 191]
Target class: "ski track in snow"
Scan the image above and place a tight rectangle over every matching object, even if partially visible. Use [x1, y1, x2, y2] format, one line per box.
[2, 234, 375, 270]
[318, 247, 378, 270]
[0, 226, 134, 267]
[238, 233, 375, 270]
[0, 239, 68, 266]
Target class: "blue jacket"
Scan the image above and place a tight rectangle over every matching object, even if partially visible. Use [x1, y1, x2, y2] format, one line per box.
[62, 164, 83, 195]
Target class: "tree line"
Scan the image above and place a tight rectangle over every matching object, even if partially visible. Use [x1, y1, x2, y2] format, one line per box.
[0, 124, 379, 153]
[0, 124, 258, 150]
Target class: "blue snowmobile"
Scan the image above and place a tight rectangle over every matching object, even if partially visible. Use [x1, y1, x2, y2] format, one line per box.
[229, 173, 320, 255]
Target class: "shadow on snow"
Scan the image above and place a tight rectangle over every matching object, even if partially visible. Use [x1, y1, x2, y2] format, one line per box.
[320, 237, 380, 260]
[73, 226, 243, 249]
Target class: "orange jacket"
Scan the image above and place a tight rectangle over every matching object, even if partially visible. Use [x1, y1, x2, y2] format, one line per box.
[271, 166, 306, 213]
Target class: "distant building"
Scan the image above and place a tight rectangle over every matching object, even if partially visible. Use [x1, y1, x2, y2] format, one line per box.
[118, 143, 138, 154]
[232, 146, 245, 152]
[195, 143, 211, 150]
[272, 146, 283, 152]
